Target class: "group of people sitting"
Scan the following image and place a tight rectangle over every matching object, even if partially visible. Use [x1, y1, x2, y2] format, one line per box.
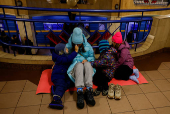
[50, 27, 140, 110]
[0, 30, 33, 55]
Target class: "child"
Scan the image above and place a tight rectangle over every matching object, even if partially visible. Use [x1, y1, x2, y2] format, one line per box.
[49, 43, 78, 109]
[91, 40, 117, 96]
[66, 27, 96, 109]
[112, 32, 139, 84]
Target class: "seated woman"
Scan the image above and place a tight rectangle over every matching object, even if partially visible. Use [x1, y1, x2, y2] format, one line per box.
[66, 27, 96, 109]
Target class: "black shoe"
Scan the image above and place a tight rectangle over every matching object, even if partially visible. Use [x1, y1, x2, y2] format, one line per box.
[84, 88, 96, 106]
[49, 99, 64, 109]
[93, 86, 102, 96]
[77, 91, 84, 109]
[102, 86, 108, 96]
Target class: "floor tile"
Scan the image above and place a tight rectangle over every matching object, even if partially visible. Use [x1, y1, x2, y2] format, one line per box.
[1, 80, 26, 93]
[39, 104, 63, 114]
[41, 94, 53, 105]
[65, 91, 77, 102]
[0, 108, 15, 114]
[168, 79, 170, 82]
[108, 96, 133, 113]
[115, 111, 135, 114]
[127, 94, 153, 110]
[135, 109, 157, 114]
[0, 82, 6, 92]
[158, 70, 170, 79]
[155, 107, 170, 114]
[0, 92, 21, 108]
[14, 105, 40, 114]
[139, 81, 160, 93]
[122, 85, 143, 95]
[153, 80, 170, 91]
[23, 81, 37, 92]
[140, 71, 151, 81]
[88, 98, 111, 114]
[64, 101, 87, 114]
[145, 71, 165, 80]
[163, 62, 170, 69]
[145, 92, 170, 108]
[158, 63, 169, 70]
[162, 91, 170, 101]
[17, 91, 42, 107]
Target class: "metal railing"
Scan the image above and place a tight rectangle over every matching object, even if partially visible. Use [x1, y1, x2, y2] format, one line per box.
[0, 5, 170, 56]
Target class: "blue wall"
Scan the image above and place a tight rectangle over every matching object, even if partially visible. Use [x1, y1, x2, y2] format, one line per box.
[0, 15, 18, 39]
[120, 17, 152, 41]
[32, 15, 108, 44]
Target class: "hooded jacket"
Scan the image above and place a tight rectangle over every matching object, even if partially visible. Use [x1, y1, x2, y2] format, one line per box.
[66, 34, 96, 83]
[116, 41, 134, 69]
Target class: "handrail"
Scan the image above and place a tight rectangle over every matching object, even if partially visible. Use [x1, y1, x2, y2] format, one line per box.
[0, 5, 170, 12]
[0, 17, 153, 23]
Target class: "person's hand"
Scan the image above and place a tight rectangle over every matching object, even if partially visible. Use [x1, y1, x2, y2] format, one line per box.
[82, 59, 87, 64]
[52, 64, 55, 70]
[75, 45, 79, 52]
[65, 48, 69, 54]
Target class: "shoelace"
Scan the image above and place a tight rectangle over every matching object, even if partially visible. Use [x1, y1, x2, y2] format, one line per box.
[77, 91, 84, 103]
[87, 89, 94, 100]
[115, 85, 120, 94]
[110, 85, 114, 93]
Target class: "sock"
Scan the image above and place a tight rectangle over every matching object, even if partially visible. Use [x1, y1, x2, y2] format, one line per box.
[129, 75, 139, 84]
[53, 95, 61, 101]
[86, 86, 92, 90]
[133, 69, 139, 78]
[77, 88, 83, 92]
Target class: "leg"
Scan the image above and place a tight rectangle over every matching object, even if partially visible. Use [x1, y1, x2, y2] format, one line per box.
[84, 62, 95, 106]
[7, 46, 10, 53]
[74, 63, 85, 109]
[133, 69, 139, 78]
[84, 62, 93, 88]
[74, 62, 85, 88]
[114, 65, 133, 80]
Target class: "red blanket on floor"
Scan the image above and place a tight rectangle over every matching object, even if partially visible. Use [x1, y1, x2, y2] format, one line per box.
[36, 66, 148, 94]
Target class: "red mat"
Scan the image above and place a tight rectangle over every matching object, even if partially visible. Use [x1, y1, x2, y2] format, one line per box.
[36, 67, 148, 94]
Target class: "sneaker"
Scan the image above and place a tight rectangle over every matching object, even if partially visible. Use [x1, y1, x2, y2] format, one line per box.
[93, 86, 102, 96]
[108, 83, 115, 99]
[84, 88, 96, 106]
[49, 99, 64, 109]
[114, 84, 121, 100]
[77, 91, 84, 109]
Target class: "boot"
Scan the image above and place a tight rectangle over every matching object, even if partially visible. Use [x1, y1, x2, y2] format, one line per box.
[77, 90, 84, 109]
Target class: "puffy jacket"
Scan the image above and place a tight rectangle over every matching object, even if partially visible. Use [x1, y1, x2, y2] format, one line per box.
[51, 51, 77, 82]
[91, 47, 117, 80]
[66, 34, 96, 83]
[116, 41, 134, 69]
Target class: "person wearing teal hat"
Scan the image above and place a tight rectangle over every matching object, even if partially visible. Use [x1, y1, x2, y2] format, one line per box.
[66, 27, 96, 109]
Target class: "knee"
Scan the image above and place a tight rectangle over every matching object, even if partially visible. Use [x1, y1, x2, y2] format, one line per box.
[74, 62, 83, 70]
[84, 62, 91, 67]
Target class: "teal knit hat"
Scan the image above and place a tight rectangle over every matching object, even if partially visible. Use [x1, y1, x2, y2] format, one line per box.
[99, 40, 110, 53]
[72, 27, 83, 44]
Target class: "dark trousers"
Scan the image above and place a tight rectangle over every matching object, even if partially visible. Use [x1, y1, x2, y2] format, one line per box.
[52, 75, 74, 98]
[2, 45, 10, 53]
[93, 68, 110, 90]
[26, 49, 32, 55]
[114, 65, 133, 80]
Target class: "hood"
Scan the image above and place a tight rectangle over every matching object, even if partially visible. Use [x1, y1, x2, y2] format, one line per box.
[118, 41, 130, 50]
[67, 33, 88, 49]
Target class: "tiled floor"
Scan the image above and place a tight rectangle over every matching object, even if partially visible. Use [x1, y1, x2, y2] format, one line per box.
[1, 62, 170, 114]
